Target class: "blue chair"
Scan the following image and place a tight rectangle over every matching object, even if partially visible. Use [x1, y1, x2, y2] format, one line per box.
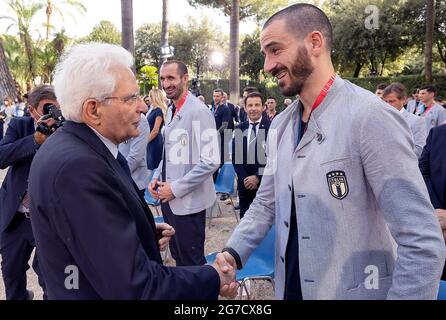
[211, 162, 238, 224]
[206, 226, 275, 299]
[438, 280, 446, 300]
[145, 171, 161, 216]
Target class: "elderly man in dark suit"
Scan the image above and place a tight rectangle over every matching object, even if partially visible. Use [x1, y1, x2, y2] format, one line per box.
[28, 43, 238, 299]
[0, 85, 55, 299]
[419, 123, 446, 279]
[232, 92, 271, 219]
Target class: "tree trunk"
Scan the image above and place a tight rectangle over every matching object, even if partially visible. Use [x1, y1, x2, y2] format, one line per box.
[0, 39, 18, 100]
[424, 0, 435, 82]
[353, 62, 362, 78]
[160, 0, 169, 65]
[23, 33, 35, 90]
[229, 0, 240, 104]
[46, 0, 53, 41]
[158, 0, 170, 88]
[121, 0, 135, 70]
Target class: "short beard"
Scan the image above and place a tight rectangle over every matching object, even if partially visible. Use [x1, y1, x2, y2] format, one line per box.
[280, 46, 314, 97]
[166, 85, 184, 101]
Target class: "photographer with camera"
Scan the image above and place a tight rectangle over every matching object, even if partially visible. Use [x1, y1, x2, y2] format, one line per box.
[0, 85, 58, 299]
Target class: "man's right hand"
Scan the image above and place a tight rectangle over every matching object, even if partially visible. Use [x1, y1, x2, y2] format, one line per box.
[148, 178, 160, 199]
[33, 131, 49, 145]
[212, 252, 239, 298]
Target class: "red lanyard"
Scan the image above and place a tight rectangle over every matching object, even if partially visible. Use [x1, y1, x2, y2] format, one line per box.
[301, 74, 336, 133]
[311, 74, 336, 112]
[174, 91, 188, 116]
[424, 103, 434, 114]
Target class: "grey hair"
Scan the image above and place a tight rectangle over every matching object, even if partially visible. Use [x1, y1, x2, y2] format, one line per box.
[53, 42, 134, 122]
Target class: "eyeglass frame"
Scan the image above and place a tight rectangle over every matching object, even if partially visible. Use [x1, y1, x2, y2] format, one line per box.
[100, 92, 144, 105]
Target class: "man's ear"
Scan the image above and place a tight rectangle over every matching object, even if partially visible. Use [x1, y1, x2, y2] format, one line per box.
[82, 99, 101, 126]
[308, 31, 324, 56]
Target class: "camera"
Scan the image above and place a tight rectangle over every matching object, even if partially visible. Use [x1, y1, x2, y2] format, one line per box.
[36, 103, 65, 135]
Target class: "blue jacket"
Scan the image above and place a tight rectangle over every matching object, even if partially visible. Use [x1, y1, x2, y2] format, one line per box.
[28, 121, 220, 299]
[419, 123, 446, 209]
[0, 116, 38, 232]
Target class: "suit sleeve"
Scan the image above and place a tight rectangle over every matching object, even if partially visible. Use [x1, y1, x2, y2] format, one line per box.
[0, 120, 38, 169]
[225, 126, 277, 265]
[419, 129, 442, 208]
[412, 117, 428, 159]
[359, 106, 445, 299]
[125, 115, 149, 173]
[52, 157, 220, 299]
[170, 110, 220, 199]
[437, 107, 446, 126]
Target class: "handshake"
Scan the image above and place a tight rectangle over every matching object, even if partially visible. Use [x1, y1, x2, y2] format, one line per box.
[211, 251, 240, 298]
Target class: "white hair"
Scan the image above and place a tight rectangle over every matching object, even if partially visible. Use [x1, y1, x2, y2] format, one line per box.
[53, 42, 134, 122]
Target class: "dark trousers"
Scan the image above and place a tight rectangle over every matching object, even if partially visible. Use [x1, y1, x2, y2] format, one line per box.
[0, 214, 46, 300]
[238, 189, 257, 219]
[160, 202, 206, 266]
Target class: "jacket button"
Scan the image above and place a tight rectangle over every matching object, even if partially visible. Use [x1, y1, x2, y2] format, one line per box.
[316, 133, 323, 142]
[280, 256, 285, 263]
[288, 184, 292, 191]
[284, 221, 289, 228]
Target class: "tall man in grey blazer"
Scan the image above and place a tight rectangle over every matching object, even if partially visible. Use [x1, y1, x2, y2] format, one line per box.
[217, 4, 445, 299]
[118, 112, 150, 197]
[149, 60, 220, 266]
[382, 83, 427, 159]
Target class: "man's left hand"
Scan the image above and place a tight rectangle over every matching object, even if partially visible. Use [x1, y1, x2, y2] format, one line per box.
[157, 181, 175, 203]
[244, 175, 259, 190]
[155, 222, 175, 251]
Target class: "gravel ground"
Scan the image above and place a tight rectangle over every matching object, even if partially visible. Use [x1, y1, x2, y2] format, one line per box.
[0, 166, 274, 300]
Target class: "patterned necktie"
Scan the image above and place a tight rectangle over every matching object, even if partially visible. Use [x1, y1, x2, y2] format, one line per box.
[22, 191, 30, 210]
[250, 122, 259, 144]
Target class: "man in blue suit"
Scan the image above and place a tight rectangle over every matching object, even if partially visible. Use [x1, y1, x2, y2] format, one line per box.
[419, 123, 446, 279]
[232, 92, 271, 219]
[0, 85, 56, 299]
[28, 43, 238, 299]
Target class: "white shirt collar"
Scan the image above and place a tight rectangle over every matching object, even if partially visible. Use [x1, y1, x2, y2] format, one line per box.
[87, 125, 119, 158]
[249, 116, 262, 126]
[399, 107, 405, 114]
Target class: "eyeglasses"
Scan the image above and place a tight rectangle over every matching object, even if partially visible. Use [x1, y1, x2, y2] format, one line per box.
[102, 92, 143, 105]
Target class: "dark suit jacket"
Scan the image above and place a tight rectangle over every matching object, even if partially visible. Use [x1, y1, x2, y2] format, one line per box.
[28, 121, 220, 299]
[419, 124, 446, 209]
[239, 107, 247, 123]
[232, 117, 271, 194]
[0, 116, 38, 232]
[226, 102, 238, 129]
[213, 104, 231, 131]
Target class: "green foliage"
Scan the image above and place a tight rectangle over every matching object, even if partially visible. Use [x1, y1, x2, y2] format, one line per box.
[135, 23, 162, 69]
[134, 18, 227, 78]
[239, 28, 264, 80]
[138, 65, 158, 93]
[79, 20, 121, 45]
[187, 0, 288, 21]
[327, 0, 413, 77]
